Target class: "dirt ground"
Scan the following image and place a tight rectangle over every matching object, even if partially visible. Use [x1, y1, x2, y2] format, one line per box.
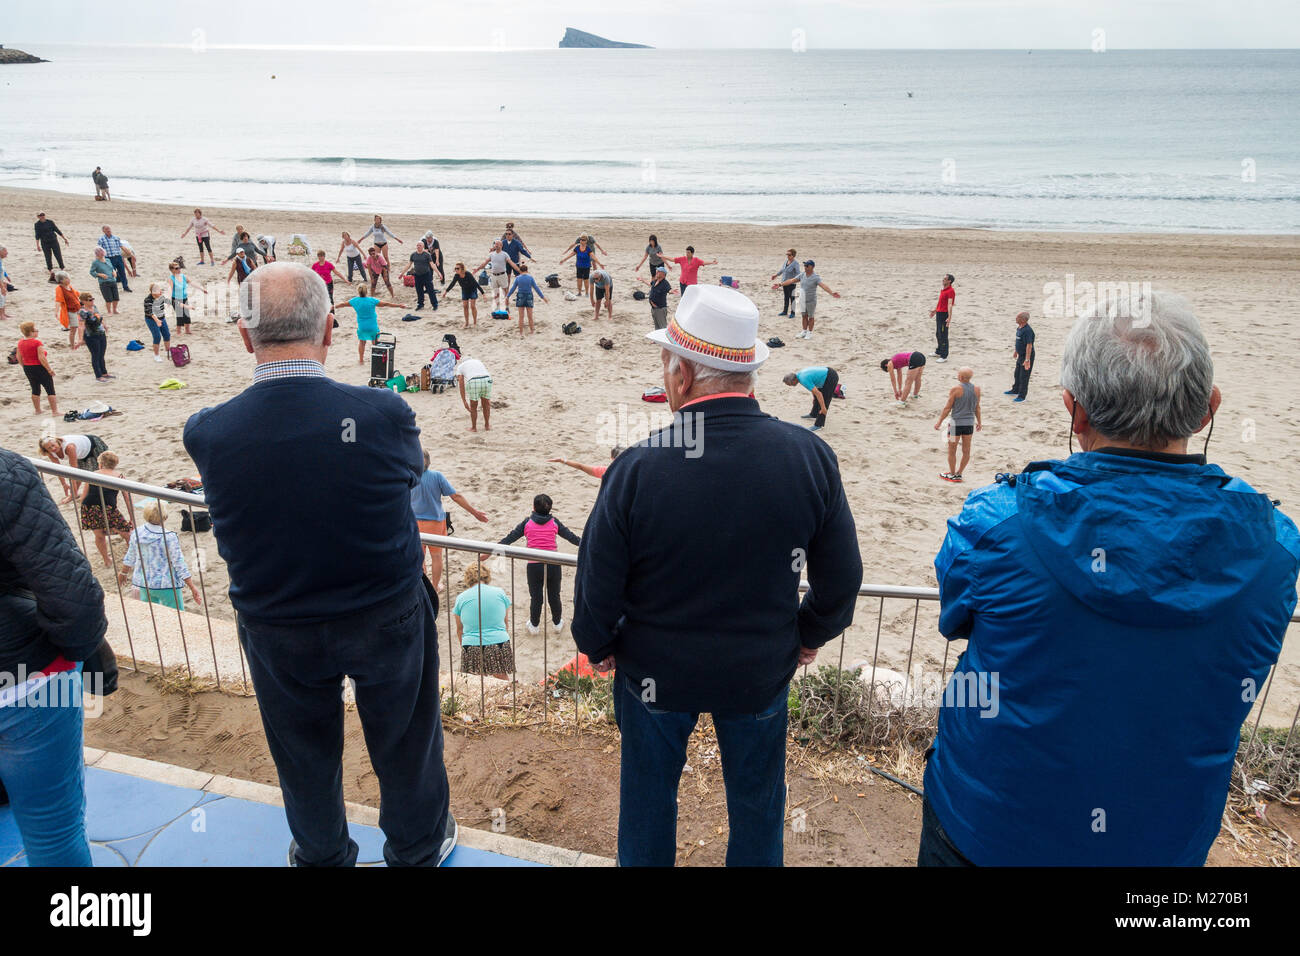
[83, 672, 1295, 867]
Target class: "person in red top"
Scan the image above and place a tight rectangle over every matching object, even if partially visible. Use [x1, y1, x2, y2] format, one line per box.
[930, 274, 956, 362]
[667, 245, 718, 296]
[15, 321, 59, 416]
[310, 249, 345, 305]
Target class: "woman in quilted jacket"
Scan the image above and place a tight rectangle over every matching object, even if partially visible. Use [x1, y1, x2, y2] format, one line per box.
[0, 448, 109, 866]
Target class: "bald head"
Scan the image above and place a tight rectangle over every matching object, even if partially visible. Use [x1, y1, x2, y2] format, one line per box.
[241, 262, 331, 351]
[958, 367, 974, 382]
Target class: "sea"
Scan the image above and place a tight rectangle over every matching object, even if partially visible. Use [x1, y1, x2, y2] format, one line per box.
[1, 44, 1297, 232]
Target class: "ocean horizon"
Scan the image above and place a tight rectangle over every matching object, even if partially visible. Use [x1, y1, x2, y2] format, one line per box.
[1, 44, 1297, 233]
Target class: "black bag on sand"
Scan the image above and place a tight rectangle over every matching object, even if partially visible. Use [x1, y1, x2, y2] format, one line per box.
[562, 321, 582, 335]
[767, 336, 785, 348]
[632, 289, 646, 300]
[545, 273, 561, 288]
[181, 508, 212, 533]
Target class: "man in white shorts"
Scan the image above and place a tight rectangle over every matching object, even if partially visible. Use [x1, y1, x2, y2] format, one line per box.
[474, 241, 512, 311]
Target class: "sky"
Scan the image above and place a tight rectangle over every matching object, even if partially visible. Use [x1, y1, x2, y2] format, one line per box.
[4, 0, 1299, 50]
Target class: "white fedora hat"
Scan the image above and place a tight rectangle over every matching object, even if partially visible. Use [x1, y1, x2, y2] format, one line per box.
[646, 285, 769, 372]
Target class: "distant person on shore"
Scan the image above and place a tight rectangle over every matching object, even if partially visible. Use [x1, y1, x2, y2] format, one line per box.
[666, 245, 717, 296]
[0, 447, 107, 867]
[16, 322, 58, 417]
[184, 262, 457, 867]
[92, 166, 110, 200]
[456, 353, 493, 432]
[38, 433, 108, 502]
[365, 245, 394, 297]
[507, 263, 546, 335]
[499, 493, 582, 636]
[76, 292, 112, 382]
[558, 235, 599, 299]
[180, 208, 225, 265]
[454, 562, 514, 680]
[34, 212, 67, 282]
[53, 272, 81, 349]
[79, 451, 132, 566]
[882, 350, 926, 406]
[311, 250, 345, 305]
[334, 285, 402, 364]
[772, 259, 840, 339]
[474, 240, 512, 312]
[572, 285, 862, 866]
[922, 290, 1300, 866]
[1006, 311, 1035, 402]
[89, 248, 120, 315]
[444, 262, 480, 328]
[636, 266, 676, 330]
[930, 274, 956, 362]
[590, 266, 614, 320]
[771, 248, 799, 316]
[144, 283, 171, 362]
[782, 365, 839, 432]
[635, 234, 665, 279]
[168, 261, 196, 336]
[337, 231, 367, 283]
[411, 449, 488, 588]
[227, 247, 257, 286]
[933, 367, 981, 482]
[359, 215, 402, 266]
[96, 226, 130, 293]
[403, 240, 440, 311]
[548, 447, 624, 480]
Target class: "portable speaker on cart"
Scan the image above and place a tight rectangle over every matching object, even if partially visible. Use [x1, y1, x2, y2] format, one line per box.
[369, 333, 396, 386]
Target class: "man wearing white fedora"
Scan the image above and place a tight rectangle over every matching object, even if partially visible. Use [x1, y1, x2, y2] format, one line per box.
[572, 284, 863, 866]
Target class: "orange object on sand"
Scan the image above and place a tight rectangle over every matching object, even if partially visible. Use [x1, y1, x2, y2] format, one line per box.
[545, 653, 611, 683]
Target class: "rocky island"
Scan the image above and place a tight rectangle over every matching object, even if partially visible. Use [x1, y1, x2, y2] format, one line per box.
[0, 46, 47, 64]
[558, 28, 651, 49]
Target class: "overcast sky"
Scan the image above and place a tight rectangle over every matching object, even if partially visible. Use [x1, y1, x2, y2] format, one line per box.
[5, 0, 1298, 49]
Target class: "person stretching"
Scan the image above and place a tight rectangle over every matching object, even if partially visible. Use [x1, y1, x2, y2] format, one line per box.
[498, 494, 582, 635]
[507, 263, 546, 335]
[333, 286, 403, 364]
[772, 259, 840, 339]
[444, 262, 480, 328]
[783, 366, 839, 432]
[882, 350, 926, 406]
[548, 447, 624, 480]
[934, 367, 982, 483]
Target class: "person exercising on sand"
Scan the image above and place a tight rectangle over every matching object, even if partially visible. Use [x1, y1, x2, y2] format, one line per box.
[882, 350, 926, 406]
[933, 367, 982, 483]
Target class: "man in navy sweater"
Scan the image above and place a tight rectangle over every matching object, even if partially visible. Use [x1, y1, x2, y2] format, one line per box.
[183, 263, 455, 867]
[572, 285, 862, 866]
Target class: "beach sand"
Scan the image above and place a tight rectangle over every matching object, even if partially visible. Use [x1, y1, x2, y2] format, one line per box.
[3, 185, 1298, 720]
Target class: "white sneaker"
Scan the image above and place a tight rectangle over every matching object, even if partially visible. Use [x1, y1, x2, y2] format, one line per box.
[154, 354, 164, 362]
[553, 618, 565, 633]
[804, 331, 813, 339]
[935, 357, 947, 363]
[525, 620, 540, 636]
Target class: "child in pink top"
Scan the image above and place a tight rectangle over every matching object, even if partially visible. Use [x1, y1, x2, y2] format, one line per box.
[498, 494, 582, 634]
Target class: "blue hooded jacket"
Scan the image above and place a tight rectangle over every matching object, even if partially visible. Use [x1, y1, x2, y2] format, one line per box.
[927, 449, 1300, 865]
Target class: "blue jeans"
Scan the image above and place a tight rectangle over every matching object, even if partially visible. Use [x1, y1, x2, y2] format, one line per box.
[917, 795, 976, 866]
[0, 668, 92, 866]
[237, 577, 449, 866]
[109, 254, 129, 291]
[144, 315, 170, 346]
[613, 673, 788, 866]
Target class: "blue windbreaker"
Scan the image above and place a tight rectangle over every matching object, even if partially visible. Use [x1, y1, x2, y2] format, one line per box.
[927, 449, 1300, 865]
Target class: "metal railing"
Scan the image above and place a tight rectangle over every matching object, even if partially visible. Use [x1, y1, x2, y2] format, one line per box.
[25, 459, 1300, 791]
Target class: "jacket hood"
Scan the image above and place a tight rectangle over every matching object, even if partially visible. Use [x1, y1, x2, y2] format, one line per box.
[529, 512, 553, 524]
[1014, 452, 1279, 624]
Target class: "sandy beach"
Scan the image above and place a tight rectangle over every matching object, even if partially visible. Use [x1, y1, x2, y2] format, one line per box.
[3, 185, 1299, 712]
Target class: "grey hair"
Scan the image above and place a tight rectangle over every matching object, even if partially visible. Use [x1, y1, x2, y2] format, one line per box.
[242, 262, 331, 349]
[667, 352, 756, 395]
[1060, 288, 1213, 447]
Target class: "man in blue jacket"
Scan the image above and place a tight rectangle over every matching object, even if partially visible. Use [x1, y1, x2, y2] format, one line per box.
[572, 285, 863, 866]
[184, 263, 455, 867]
[925, 289, 1300, 866]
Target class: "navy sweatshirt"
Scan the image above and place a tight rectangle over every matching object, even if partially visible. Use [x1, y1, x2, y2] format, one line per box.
[571, 395, 862, 713]
[183, 375, 424, 624]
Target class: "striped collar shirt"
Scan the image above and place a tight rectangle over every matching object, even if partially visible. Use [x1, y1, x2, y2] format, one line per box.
[253, 359, 328, 384]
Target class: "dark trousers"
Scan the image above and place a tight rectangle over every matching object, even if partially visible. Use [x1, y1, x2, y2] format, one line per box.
[613, 674, 788, 866]
[85, 334, 108, 378]
[1012, 357, 1032, 398]
[414, 272, 438, 309]
[917, 797, 976, 866]
[109, 254, 130, 291]
[347, 257, 365, 282]
[41, 238, 64, 271]
[525, 562, 562, 627]
[781, 283, 796, 314]
[934, 312, 949, 359]
[810, 367, 838, 427]
[237, 577, 450, 867]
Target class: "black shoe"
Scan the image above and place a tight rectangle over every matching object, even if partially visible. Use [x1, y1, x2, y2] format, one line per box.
[287, 838, 300, 867]
[800, 413, 817, 419]
[438, 811, 458, 866]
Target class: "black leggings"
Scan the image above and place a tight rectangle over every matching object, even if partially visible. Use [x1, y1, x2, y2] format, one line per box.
[22, 363, 55, 396]
[196, 235, 213, 256]
[346, 256, 366, 282]
[782, 283, 796, 313]
[41, 239, 64, 271]
[526, 562, 563, 627]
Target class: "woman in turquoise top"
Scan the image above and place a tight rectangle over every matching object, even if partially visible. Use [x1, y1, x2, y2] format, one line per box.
[453, 562, 513, 680]
[332, 285, 402, 363]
